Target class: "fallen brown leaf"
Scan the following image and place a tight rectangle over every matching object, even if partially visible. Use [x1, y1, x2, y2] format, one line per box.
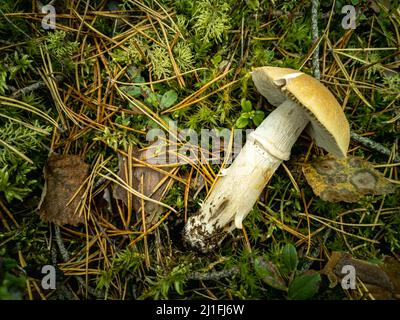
[113, 142, 173, 226]
[38, 154, 89, 226]
[321, 251, 400, 299]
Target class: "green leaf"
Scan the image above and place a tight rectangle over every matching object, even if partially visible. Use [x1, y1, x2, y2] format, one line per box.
[211, 54, 222, 66]
[127, 86, 141, 98]
[241, 99, 252, 112]
[236, 116, 250, 128]
[288, 271, 321, 300]
[174, 281, 184, 295]
[145, 92, 160, 108]
[133, 75, 145, 83]
[161, 282, 169, 298]
[252, 110, 265, 126]
[246, 0, 259, 11]
[282, 243, 298, 272]
[160, 90, 178, 109]
[254, 257, 287, 291]
[241, 112, 251, 119]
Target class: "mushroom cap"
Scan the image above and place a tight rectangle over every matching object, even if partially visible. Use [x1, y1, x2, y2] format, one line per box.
[251, 66, 350, 158]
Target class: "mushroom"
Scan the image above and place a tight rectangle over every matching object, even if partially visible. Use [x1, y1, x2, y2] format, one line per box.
[183, 66, 350, 252]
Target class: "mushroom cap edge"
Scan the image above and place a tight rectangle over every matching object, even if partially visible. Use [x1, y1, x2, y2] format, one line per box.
[251, 66, 350, 158]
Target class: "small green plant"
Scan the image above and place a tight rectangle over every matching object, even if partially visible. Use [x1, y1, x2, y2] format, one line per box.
[8, 51, 32, 80]
[0, 51, 33, 94]
[0, 119, 50, 202]
[192, 0, 231, 43]
[141, 263, 192, 299]
[46, 30, 79, 59]
[0, 255, 26, 300]
[281, 19, 311, 54]
[173, 41, 194, 71]
[250, 46, 275, 67]
[186, 105, 219, 129]
[254, 243, 322, 300]
[123, 75, 178, 111]
[95, 126, 138, 151]
[0, 166, 32, 202]
[382, 72, 400, 100]
[165, 184, 184, 210]
[45, 30, 79, 69]
[96, 248, 144, 292]
[149, 46, 172, 79]
[235, 99, 265, 128]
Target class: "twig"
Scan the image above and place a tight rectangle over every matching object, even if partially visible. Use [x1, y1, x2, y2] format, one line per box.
[187, 266, 240, 281]
[350, 132, 400, 162]
[311, 0, 320, 80]
[11, 76, 63, 99]
[51, 244, 76, 300]
[269, 9, 333, 19]
[0, 39, 12, 45]
[54, 225, 70, 261]
[11, 82, 46, 99]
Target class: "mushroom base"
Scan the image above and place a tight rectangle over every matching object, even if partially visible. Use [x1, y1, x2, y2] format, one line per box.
[183, 99, 309, 252]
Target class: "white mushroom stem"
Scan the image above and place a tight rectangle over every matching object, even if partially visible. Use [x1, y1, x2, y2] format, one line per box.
[183, 99, 310, 252]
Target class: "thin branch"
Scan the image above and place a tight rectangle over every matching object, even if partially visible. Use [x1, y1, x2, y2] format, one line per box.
[311, 0, 320, 80]
[187, 266, 240, 281]
[11, 75, 63, 99]
[350, 132, 400, 162]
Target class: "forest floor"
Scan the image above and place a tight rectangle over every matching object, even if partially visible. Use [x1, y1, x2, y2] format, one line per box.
[0, 0, 399, 300]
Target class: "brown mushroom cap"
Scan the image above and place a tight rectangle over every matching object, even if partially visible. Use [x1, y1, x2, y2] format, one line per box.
[251, 66, 350, 158]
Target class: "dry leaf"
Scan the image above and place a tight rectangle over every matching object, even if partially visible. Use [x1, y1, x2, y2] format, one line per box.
[38, 154, 89, 226]
[302, 155, 396, 202]
[321, 251, 400, 300]
[113, 142, 173, 225]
